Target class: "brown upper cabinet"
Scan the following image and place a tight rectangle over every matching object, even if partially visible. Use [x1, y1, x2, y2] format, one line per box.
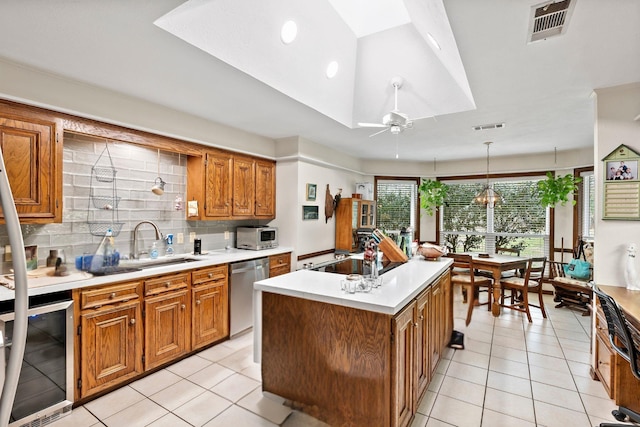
[0, 104, 63, 223]
[189, 149, 275, 220]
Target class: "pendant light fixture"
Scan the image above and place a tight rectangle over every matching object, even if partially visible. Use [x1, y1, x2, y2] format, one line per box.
[473, 141, 503, 207]
[151, 149, 166, 195]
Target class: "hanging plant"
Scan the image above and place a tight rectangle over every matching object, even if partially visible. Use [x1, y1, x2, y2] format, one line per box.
[536, 172, 582, 208]
[419, 179, 449, 216]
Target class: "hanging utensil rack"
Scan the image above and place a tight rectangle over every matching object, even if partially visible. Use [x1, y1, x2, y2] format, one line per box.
[87, 143, 124, 237]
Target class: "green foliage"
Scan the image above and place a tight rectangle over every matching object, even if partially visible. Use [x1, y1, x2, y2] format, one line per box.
[536, 172, 582, 207]
[377, 190, 412, 231]
[419, 179, 449, 216]
[442, 180, 548, 254]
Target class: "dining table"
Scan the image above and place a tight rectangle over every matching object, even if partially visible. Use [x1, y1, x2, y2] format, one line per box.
[466, 252, 530, 317]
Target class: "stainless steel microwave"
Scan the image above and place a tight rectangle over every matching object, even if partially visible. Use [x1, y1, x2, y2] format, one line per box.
[236, 226, 278, 250]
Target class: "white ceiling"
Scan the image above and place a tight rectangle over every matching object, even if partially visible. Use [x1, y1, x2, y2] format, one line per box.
[0, 0, 638, 162]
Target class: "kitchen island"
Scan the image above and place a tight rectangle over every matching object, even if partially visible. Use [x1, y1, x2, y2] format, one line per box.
[254, 258, 453, 427]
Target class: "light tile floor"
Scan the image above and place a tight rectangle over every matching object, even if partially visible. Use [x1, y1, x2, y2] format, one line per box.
[49, 290, 632, 427]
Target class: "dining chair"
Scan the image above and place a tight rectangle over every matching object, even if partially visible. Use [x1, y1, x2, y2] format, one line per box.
[447, 253, 493, 325]
[592, 285, 640, 426]
[500, 256, 547, 323]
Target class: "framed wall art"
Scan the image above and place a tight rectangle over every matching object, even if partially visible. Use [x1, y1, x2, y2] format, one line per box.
[302, 205, 319, 220]
[602, 144, 640, 220]
[306, 183, 317, 201]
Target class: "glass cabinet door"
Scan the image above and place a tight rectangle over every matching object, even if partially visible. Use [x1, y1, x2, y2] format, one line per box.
[361, 204, 368, 227]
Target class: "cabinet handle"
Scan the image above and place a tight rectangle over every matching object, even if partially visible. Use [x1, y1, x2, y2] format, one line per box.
[208, 273, 214, 278]
[165, 282, 171, 288]
[181, 304, 186, 310]
[130, 318, 136, 325]
[110, 292, 116, 299]
[414, 322, 419, 328]
[196, 300, 201, 305]
[225, 202, 229, 206]
[419, 315, 424, 320]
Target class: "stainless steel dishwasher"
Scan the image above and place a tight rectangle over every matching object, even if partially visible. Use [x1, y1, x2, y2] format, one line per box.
[230, 257, 269, 337]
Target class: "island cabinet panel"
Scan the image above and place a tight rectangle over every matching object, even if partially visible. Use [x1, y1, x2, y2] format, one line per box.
[392, 302, 415, 427]
[262, 293, 392, 427]
[414, 287, 431, 403]
[261, 270, 452, 427]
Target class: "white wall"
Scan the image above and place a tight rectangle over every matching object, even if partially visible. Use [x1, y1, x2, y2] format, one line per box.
[594, 82, 640, 286]
[272, 137, 369, 269]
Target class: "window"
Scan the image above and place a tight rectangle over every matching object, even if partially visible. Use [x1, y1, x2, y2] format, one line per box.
[440, 177, 549, 257]
[579, 170, 595, 239]
[375, 178, 419, 241]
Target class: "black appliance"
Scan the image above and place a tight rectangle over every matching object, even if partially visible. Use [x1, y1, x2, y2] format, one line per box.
[310, 257, 402, 276]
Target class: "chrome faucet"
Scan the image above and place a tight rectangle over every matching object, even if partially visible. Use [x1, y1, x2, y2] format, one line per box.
[131, 221, 163, 259]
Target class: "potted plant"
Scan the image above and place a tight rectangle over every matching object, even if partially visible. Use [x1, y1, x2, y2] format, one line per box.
[536, 172, 582, 207]
[419, 179, 449, 216]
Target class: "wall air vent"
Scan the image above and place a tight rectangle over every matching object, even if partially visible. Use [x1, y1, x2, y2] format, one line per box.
[528, 0, 575, 43]
[472, 123, 505, 131]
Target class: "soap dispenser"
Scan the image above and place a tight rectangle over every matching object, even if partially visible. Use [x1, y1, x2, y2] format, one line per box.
[150, 242, 159, 259]
[165, 234, 175, 256]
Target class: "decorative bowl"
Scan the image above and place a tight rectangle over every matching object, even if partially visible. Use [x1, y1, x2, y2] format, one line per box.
[417, 245, 446, 260]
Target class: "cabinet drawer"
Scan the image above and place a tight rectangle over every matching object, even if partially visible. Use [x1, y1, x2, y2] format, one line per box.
[144, 273, 190, 297]
[80, 281, 142, 310]
[192, 264, 228, 286]
[269, 253, 290, 269]
[269, 265, 290, 278]
[595, 332, 615, 398]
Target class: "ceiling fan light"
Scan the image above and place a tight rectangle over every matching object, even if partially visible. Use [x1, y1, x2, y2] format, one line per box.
[326, 61, 339, 78]
[280, 20, 297, 44]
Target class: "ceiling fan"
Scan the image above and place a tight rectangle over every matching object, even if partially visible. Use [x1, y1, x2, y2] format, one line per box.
[358, 76, 426, 137]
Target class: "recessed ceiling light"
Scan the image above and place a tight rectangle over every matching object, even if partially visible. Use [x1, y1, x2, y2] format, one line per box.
[280, 21, 297, 44]
[326, 61, 339, 79]
[426, 32, 441, 50]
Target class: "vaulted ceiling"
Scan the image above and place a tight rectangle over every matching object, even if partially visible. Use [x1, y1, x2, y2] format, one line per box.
[0, 0, 638, 162]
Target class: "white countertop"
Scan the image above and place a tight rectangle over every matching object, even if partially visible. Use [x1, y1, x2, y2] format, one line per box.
[0, 247, 293, 301]
[254, 256, 453, 315]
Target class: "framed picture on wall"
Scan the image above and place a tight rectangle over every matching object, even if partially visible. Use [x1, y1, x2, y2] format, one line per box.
[306, 183, 317, 201]
[302, 205, 319, 220]
[602, 144, 640, 220]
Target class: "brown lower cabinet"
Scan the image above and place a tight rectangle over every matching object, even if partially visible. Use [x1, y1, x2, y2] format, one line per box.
[75, 281, 144, 399]
[392, 272, 450, 427]
[262, 270, 452, 427]
[268, 253, 291, 278]
[73, 264, 229, 401]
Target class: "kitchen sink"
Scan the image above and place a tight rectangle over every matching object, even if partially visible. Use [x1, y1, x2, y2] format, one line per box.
[89, 257, 199, 276]
[119, 256, 199, 270]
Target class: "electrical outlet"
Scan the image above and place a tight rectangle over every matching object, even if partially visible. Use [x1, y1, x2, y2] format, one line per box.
[189, 232, 196, 243]
[3, 245, 11, 262]
[177, 233, 184, 244]
[224, 231, 229, 240]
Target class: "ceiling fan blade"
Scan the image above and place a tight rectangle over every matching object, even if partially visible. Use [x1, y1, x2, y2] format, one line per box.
[409, 115, 437, 123]
[369, 127, 390, 137]
[358, 122, 387, 128]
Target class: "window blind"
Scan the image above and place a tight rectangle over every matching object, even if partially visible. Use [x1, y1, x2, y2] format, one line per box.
[376, 180, 417, 233]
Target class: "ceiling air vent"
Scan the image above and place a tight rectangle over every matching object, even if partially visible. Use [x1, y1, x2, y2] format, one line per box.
[472, 123, 505, 131]
[528, 0, 575, 43]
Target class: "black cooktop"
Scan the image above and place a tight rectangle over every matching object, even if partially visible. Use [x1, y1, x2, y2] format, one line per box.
[310, 257, 402, 276]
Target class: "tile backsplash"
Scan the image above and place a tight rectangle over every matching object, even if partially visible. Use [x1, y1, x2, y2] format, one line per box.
[0, 133, 252, 271]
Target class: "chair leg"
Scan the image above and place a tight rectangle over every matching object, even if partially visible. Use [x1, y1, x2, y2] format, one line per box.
[522, 288, 532, 323]
[465, 285, 474, 326]
[537, 289, 547, 318]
